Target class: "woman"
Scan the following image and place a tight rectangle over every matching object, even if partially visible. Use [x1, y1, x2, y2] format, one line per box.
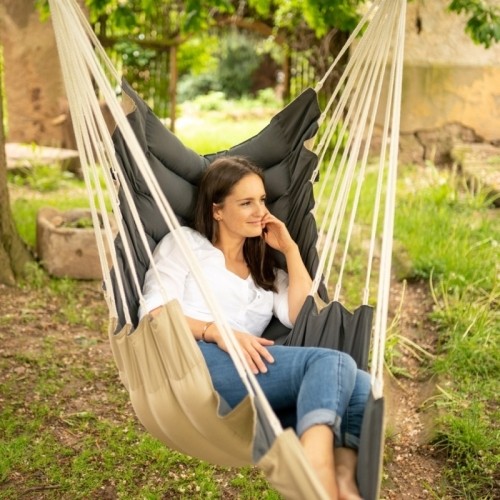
[140, 156, 370, 500]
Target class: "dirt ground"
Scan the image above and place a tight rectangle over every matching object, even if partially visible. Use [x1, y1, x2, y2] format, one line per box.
[0, 275, 447, 499]
[381, 281, 447, 499]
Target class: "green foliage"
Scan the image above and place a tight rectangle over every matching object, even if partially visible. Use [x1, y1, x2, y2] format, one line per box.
[115, 40, 156, 68]
[255, 87, 282, 107]
[183, 0, 234, 32]
[217, 33, 262, 98]
[190, 91, 227, 111]
[178, 74, 221, 102]
[178, 32, 269, 101]
[81, 0, 500, 48]
[247, 0, 363, 36]
[295, 0, 363, 35]
[177, 34, 219, 76]
[448, 0, 500, 48]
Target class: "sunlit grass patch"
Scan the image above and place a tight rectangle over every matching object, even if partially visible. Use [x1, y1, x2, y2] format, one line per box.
[176, 112, 272, 154]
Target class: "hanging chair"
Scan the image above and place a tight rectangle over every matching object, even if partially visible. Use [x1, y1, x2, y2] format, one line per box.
[48, 0, 407, 498]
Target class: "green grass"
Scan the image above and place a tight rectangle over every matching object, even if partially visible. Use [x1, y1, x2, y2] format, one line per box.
[395, 171, 498, 292]
[177, 113, 272, 155]
[394, 164, 499, 498]
[4, 117, 500, 498]
[9, 166, 90, 249]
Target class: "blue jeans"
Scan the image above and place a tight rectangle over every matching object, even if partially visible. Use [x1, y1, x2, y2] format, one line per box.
[198, 343, 370, 449]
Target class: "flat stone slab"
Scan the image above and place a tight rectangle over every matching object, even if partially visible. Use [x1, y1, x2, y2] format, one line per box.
[6, 142, 79, 170]
[451, 143, 500, 206]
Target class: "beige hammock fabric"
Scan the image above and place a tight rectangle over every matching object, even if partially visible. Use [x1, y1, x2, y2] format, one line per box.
[48, 0, 407, 498]
[110, 301, 255, 466]
[110, 305, 329, 498]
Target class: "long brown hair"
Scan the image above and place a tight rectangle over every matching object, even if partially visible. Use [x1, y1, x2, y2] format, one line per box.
[194, 156, 276, 291]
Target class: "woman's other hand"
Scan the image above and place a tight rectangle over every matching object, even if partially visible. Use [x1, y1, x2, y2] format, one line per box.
[213, 328, 275, 374]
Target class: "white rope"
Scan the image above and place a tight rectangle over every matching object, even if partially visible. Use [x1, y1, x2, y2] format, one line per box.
[371, 1, 407, 397]
[333, 3, 398, 302]
[49, 0, 405, 408]
[49, 1, 124, 318]
[307, 0, 406, 394]
[310, 0, 400, 299]
[48, 0, 283, 434]
[324, 7, 392, 300]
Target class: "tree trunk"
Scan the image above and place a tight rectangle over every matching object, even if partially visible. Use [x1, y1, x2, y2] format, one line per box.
[0, 59, 32, 285]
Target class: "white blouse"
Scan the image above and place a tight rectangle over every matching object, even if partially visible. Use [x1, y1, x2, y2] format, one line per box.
[139, 226, 292, 335]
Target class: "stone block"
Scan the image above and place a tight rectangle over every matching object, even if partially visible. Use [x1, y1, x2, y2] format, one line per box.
[36, 207, 116, 280]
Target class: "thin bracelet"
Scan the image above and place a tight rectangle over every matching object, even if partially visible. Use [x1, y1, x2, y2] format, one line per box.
[201, 321, 214, 342]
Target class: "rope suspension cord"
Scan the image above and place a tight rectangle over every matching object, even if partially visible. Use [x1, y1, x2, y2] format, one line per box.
[48, 0, 284, 435]
[371, 2, 407, 397]
[306, 1, 406, 394]
[311, 10, 387, 297]
[50, 0, 406, 419]
[318, 11, 393, 300]
[50, 1, 125, 321]
[311, 1, 402, 296]
[48, 0, 405, 496]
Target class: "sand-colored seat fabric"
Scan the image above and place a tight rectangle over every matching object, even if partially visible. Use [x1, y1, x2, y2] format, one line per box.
[258, 428, 329, 500]
[107, 302, 332, 500]
[108, 301, 255, 466]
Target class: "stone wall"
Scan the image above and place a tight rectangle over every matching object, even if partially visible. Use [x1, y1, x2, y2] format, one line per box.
[380, 0, 500, 164]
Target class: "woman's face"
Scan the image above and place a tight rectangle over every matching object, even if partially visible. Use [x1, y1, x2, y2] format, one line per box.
[213, 173, 268, 240]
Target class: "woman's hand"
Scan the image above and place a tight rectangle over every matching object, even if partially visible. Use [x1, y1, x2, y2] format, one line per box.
[213, 328, 275, 375]
[260, 212, 313, 325]
[261, 212, 297, 255]
[185, 317, 274, 374]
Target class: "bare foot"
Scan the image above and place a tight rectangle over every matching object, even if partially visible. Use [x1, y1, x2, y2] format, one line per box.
[336, 464, 362, 499]
[335, 448, 362, 500]
[300, 425, 339, 499]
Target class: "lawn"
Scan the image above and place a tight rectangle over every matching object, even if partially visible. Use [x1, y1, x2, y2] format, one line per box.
[2, 109, 499, 499]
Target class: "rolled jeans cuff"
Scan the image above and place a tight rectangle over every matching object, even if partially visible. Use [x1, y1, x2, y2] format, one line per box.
[297, 409, 342, 444]
[344, 432, 360, 450]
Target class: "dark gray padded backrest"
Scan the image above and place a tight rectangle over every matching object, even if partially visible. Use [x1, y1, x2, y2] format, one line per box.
[111, 81, 325, 331]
